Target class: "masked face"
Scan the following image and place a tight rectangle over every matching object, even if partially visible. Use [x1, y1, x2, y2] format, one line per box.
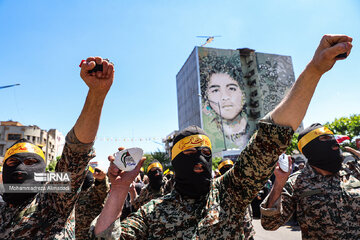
[147, 167, 163, 190]
[219, 164, 233, 175]
[165, 173, 174, 180]
[3, 152, 46, 205]
[172, 146, 212, 198]
[302, 134, 343, 173]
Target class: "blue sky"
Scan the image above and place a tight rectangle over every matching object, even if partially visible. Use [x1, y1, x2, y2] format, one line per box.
[1, 0, 359, 169]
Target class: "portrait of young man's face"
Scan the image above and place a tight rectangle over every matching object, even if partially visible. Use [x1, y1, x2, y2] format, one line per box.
[207, 72, 244, 120]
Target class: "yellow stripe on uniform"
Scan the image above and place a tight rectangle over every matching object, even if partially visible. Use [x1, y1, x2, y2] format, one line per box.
[218, 160, 234, 170]
[4, 142, 45, 162]
[171, 135, 211, 160]
[298, 127, 334, 153]
[147, 162, 163, 173]
[88, 166, 95, 173]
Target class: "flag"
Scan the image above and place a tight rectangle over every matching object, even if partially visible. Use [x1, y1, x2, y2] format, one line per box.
[335, 135, 350, 143]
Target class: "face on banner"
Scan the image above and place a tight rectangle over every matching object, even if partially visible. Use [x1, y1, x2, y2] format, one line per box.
[207, 72, 245, 120]
[199, 48, 249, 152]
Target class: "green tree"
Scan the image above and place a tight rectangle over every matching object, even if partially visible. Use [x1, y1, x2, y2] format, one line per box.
[143, 149, 171, 172]
[212, 157, 222, 170]
[286, 133, 299, 155]
[46, 156, 60, 172]
[324, 114, 360, 139]
[325, 114, 360, 149]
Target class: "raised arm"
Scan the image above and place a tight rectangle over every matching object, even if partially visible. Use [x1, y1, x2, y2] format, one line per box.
[271, 35, 353, 130]
[44, 57, 114, 216]
[94, 149, 145, 236]
[219, 34, 353, 212]
[74, 57, 114, 143]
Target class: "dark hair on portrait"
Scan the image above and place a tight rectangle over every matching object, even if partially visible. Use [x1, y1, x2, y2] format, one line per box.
[199, 52, 250, 143]
[199, 53, 245, 103]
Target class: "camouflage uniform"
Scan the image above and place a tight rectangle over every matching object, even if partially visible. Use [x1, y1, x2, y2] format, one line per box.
[260, 161, 360, 240]
[91, 121, 293, 239]
[0, 128, 95, 239]
[132, 177, 171, 211]
[243, 206, 255, 239]
[76, 176, 110, 240]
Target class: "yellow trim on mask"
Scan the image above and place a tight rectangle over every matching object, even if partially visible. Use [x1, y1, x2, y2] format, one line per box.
[165, 170, 174, 176]
[147, 162, 163, 173]
[4, 142, 45, 162]
[171, 134, 212, 160]
[218, 160, 234, 170]
[298, 127, 334, 153]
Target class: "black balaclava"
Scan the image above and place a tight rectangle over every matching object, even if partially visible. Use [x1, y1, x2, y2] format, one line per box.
[147, 160, 163, 190]
[2, 139, 46, 205]
[81, 170, 94, 191]
[165, 171, 174, 180]
[298, 123, 342, 173]
[171, 125, 212, 199]
[218, 158, 234, 175]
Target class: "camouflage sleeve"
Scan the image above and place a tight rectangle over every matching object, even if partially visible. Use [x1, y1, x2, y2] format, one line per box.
[92, 177, 110, 208]
[41, 128, 95, 217]
[89, 206, 149, 240]
[132, 186, 148, 211]
[260, 179, 296, 230]
[344, 161, 360, 180]
[90, 215, 123, 240]
[79, 177, 110, 221]
[243, 206, 255, 239]
[218, 121, 293, 210]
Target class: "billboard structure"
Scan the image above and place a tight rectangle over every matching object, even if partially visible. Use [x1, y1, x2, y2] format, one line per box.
[176, 47, 296, 154]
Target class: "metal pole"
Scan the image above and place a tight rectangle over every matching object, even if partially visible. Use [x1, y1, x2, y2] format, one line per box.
[217, 102, 227, 151]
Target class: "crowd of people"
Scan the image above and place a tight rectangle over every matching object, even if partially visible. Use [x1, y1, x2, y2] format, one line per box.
[0, 34, 359, 239]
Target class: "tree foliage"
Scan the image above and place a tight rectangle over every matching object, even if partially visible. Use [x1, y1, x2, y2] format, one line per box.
[324, 114, 360, 139]
[143, 149, 171, 172]
[46, 159, 58, 172]
[286, 133, 299, 155]
[212, 157, 222, 170]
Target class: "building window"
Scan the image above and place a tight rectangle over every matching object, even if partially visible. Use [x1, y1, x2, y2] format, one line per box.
[8, 134, 21, 141]
[32, 136, 36, 142]
[27, 136, 31, 140]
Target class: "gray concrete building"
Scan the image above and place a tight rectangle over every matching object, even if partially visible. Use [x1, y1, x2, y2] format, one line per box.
[0, 121, 65, 166]
[175, 46, 301, 156]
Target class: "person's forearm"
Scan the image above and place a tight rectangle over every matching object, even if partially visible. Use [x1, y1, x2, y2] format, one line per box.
[129, 189, 137, 203]
[95, 186, 129, 235]
[271, 64, 321, 131]
[266, 181, 285, 208]
[74, 90, 107, 144]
